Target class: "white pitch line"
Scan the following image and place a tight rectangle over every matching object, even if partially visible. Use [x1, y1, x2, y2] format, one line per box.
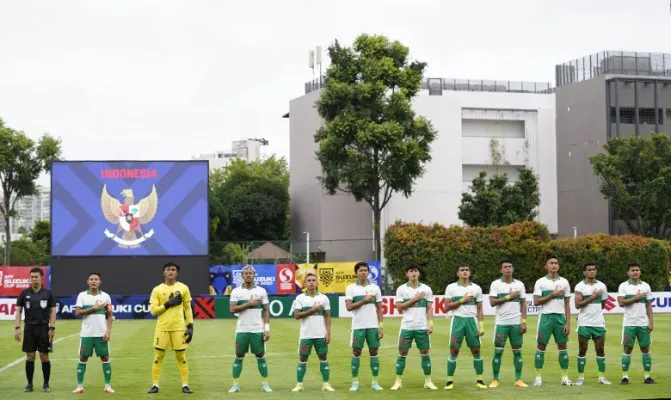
[0, 332, 80, 374]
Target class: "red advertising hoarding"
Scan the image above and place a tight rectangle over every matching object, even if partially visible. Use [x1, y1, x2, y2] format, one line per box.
[0, 266, 49, 296]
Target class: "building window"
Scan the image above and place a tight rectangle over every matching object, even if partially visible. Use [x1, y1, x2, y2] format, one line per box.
[610, 107, 663, 125]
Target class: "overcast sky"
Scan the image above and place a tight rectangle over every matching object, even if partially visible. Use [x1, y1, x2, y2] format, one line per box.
[1, 0, 670, 185]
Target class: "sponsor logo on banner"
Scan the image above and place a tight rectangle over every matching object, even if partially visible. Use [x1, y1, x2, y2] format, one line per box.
[312, 261, 381, 294]
[0, 298, 22, 321]
[0, 266, 49, 296]
[276, 264, 296, 295]
[338, 292, 671, 317]
[230, 264, 278, 293]
[56, 295, 160, 320]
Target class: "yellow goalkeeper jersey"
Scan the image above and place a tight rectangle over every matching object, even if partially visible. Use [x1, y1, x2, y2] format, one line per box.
[150, 281, 192, 332]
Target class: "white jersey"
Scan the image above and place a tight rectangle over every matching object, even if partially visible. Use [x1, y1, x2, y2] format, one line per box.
[618, 280, 652, 327]
[75, 290, 112, 337]
[489, 279, 526, 326]
[345, 282, 382, 330]
[395, 283, 434, 330]
[293, 293, 330, 339]
[444, 282, 483, 318]
[574, 280, 608, 327]
[230, 285, 269, 333]
[533, 275, 571, 314]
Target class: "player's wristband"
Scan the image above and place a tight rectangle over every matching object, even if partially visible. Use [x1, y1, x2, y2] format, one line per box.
[264, 323, 270, 333]
[378, 322, 384, 329]
[478, 321, 484, 331]
[505, 295, 511, 301]
[428, 320, 434, 327]
[458, 298, 465, 304]
[521, 319, 527, 324]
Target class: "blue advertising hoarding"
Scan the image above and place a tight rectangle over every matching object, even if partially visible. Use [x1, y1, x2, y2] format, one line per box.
[56, 295, 157, 320]
[51, 161, 208, 256]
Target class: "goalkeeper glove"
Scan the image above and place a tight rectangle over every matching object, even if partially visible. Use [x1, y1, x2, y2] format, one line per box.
[164, 293, 182, 309]
[185, 323, 194, 343]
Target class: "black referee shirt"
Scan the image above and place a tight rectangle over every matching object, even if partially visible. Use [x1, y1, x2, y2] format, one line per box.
[16, 287, 57, 326]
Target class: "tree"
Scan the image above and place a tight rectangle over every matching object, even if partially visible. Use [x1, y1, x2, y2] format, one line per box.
[314, 34, 437, 261]
[0, 118, 62, 265]
[209, 156, 289, 242]
[458, 167, 541, 227]
[590, 133, 671, 239]
[29, 220, 50, 254]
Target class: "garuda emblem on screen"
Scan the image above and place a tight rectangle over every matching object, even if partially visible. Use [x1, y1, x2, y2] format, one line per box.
[100, 185, 158, 248]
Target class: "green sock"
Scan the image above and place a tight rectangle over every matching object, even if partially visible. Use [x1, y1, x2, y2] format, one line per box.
[395, 355, 406, 376]
[256, 357, 268, 378]
[558, 350, 569, 370]
[577, 356, 586, 374]
[76, 362, 87, 385]
[534, 350, 545, 369]
[473, 355, 484, 375]
[642, 353, 652, 372]
[102, 361, 111, 385]
[596, 357, 606, 374]
[351, 356, 360, 379]
[492, 348, 504, 380]
[447, 356, 457, 377]
[621, 354, 631, 372]
[421, 354, 432, 376]
[232, 357, 243, 379]
[319, 360, 330, 383]
[370, 356, 380, 377]
[513, 349, 523, 380]
[297, 362, 306, 383]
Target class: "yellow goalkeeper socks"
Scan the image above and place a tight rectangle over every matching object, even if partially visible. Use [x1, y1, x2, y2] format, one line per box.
[152, 350, 166, 385]
[176, 351, 189, 386]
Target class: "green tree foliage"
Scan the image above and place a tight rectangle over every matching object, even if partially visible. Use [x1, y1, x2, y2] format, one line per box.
[0, 118, 62, 265]
[29, 220, 50, 253]
[209, 156, 289, 242]
[0, 237, 49, 266]
[314, 34, 437, 261]
[210, 242, 246, 265]
[590, 133, 671, 239]
[458, 167, 540, 227]
[384, 221, 668, 294]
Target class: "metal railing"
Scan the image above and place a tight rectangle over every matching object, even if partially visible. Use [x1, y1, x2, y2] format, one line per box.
[304, 76, 554, 94]
[556, 51, 671, 86]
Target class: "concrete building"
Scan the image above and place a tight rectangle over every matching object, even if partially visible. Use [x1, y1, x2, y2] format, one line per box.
[0, 185, 49, 242]
[555, 51, 671, 237]
[193, 139, 264, 171]
[287, 78, 557, 262]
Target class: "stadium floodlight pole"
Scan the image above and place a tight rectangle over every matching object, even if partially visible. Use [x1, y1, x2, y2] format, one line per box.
[303, 231, 310, 264]
[572, 227, 577, 238]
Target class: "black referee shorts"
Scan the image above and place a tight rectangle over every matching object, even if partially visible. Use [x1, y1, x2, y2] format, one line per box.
[22, 325, 50, 354]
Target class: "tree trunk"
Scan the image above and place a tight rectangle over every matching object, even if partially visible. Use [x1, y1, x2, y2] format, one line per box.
[373, 194, 382, 263]
[3, 214, 10, 266]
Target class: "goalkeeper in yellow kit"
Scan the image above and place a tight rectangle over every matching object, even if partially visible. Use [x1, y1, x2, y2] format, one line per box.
[147, 262, 194, 394]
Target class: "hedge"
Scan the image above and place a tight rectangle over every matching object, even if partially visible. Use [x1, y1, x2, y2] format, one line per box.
[384, 221, 669, 295]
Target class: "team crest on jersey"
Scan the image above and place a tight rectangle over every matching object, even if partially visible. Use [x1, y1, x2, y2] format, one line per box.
[40, 300, 47, 308]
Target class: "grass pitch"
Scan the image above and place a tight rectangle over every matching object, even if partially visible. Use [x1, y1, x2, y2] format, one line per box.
[0, 315, 669, 400]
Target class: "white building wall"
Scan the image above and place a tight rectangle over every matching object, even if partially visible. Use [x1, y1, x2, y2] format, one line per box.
[381, 89, 558, 234]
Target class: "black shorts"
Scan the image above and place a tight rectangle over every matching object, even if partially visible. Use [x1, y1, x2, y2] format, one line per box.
[22, 325, 50, 354]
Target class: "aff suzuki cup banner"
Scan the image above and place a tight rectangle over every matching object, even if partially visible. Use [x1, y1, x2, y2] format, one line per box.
[212, 264, 298, 295]
[51, 161, 208, 256]
[338, 293, 671, 318]
[0, 266, 50, 296]
[55, 295, 158, 320]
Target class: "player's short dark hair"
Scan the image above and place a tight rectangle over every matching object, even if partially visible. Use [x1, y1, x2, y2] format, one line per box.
[29, 267, 43, 277]
[456, 263, 469, 272]
[162, 262, 180, 272]
[545, 254, 558, 263]
[405, 263, 421, 273]
[88, 272, 101, 278]
[583, 263, 596, 271]
[305, 272, 317, 280]
[628, 263, 641, 270]
[354, 262, 369, 273]
[500, 260, 513, 268]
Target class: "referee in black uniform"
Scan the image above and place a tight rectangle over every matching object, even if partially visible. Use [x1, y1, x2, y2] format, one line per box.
[14, 267, 58, 393]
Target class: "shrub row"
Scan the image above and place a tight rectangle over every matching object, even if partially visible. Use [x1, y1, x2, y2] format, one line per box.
[384, 221, 669, 294]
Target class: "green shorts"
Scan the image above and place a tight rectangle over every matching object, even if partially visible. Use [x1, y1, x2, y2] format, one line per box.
[577, 326, 606, 340]
[350, 328, 380, 350]
[235, 332, 265, 355]
[494, 324, 524, 348]
[398, 329, 430, 351]
[622, 326, 652, 347]
[79, 337, 109, 358]
[536, 313, 568, 345]
[298, 338, 328, 356]
[449, 316, 480, 349]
